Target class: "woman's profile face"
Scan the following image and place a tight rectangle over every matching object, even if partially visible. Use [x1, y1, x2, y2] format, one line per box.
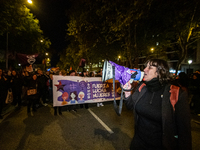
[143, 62, 158, 81]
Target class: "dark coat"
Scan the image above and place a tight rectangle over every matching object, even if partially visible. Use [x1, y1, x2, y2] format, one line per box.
[0, 76, 9, 102]
[27, 78, 38, 99]
[10, 75, 23, 93]
[0, 76, 8, 92]
[37, 74, 48, 90]
[125, 83, 192, 150]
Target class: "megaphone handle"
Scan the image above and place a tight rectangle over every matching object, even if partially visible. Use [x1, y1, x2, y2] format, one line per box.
[112, 66, 123, 116]
[120, 83, 134, 91]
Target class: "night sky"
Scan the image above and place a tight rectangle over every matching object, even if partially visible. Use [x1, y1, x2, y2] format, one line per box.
[28, 0, 70, 66]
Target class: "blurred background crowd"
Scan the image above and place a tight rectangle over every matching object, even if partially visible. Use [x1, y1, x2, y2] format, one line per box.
[0, 67, 200, 119]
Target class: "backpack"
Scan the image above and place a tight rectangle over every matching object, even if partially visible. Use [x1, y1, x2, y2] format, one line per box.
[139, 83, 180, 111]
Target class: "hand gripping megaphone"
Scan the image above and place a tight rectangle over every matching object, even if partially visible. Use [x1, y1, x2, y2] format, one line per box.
[102, 60, 144, 115]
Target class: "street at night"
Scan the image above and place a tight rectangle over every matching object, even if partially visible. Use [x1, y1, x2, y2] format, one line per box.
[1, 0, 200, 150]
[0, 102, 200, 150]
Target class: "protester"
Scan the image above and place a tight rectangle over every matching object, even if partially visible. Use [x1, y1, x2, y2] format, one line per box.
[10, 70, 23, 108]
[175, 72, 189, 93]
[45, 71, 50, 101]
[190, 73, 200, 115]
[27, 73, 38, 113]
[59, 70, 66, 76]
[21, 71, 30, 103]
[123, 59, 191, 150]
[95, 70, 102, 77]
[37, 69, 48, 106]
[48, 73, 53, 102]
[0, 69, 8, 119]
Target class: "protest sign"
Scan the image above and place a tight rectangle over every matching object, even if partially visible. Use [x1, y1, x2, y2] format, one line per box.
[53, 75, 121, 107]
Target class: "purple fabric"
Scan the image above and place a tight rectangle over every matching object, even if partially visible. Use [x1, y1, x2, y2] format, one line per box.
[109, 61, 131, 85]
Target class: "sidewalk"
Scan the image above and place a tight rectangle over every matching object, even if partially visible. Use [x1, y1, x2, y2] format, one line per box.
[191, 113, 200, 125]
[0, 104, 16, 123]
[2, 104, 16, 116]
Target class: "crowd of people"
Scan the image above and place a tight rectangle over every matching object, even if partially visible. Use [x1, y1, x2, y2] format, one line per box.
[0, 59, 200, 149]
[0, 68, 103, 119]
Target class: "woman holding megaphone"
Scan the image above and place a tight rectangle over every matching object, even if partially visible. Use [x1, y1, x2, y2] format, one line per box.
[123, 59, 191, 150]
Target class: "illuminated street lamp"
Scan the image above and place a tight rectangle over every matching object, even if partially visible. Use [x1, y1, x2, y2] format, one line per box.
[118, 55, 121, 64]
[27, 0, 32, 4]
[150, 48, 154, 52]
[45, 53, 48, 56]
[188, 59, 192, 69]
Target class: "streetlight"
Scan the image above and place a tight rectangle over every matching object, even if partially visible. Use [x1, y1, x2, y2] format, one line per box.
[118, 55, 121, 64]
[45, 53, 48, 56]
[27, 0, 33, 4]
[188, 59, 192, 69]
[150, 47, 159, 58]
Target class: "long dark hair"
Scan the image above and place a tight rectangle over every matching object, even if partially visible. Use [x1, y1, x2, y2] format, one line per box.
[145, 59, 171, 85]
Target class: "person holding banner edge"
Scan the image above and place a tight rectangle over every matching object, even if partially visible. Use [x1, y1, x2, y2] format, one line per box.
[123, 59, 191, 150]
[0, 69, 8, 119]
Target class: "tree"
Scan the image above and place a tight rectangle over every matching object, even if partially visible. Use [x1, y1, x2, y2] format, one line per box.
[0, 0, 51, 55]
[64, 0, 152, 69]
[146, 0, 200, 74]
[64, 0, 200, 72]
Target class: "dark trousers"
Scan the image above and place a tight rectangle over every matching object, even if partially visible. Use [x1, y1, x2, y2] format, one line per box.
[80, 104, 89, 109]
[54, 107, 62, 115]
[27, 95, 37, 112]
[38, 89, 47, 104]
[0, 91, 7, 116]
[48, 88, 53, 102]
[12, 90, 22, 106]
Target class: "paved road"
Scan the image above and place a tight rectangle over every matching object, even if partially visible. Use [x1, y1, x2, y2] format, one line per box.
[0, 102, 200, 150]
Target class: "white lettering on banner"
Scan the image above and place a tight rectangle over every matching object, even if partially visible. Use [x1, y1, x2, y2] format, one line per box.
[93, 92, 110, 98]
[93, 88, 107, 93]
[92, 84, 106, 88]
[91, 83, 109, 98]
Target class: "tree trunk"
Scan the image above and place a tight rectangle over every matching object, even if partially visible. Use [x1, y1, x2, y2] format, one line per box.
[175, 45, 187, 75]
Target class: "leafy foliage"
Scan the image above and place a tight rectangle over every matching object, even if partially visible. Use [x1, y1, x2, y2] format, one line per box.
[0, 0, 51, 55]
[61, 0, 200, 73]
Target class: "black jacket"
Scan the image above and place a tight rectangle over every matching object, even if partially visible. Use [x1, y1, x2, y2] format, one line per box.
[10, 75, 23, 93]
[0, 76, 8, 92]
[37, 74, 48, 90]
[125, 82, 192, 150]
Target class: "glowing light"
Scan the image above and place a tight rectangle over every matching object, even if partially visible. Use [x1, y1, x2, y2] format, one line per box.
[27, 0, 32, 4]
[188, 60, 192, 64]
